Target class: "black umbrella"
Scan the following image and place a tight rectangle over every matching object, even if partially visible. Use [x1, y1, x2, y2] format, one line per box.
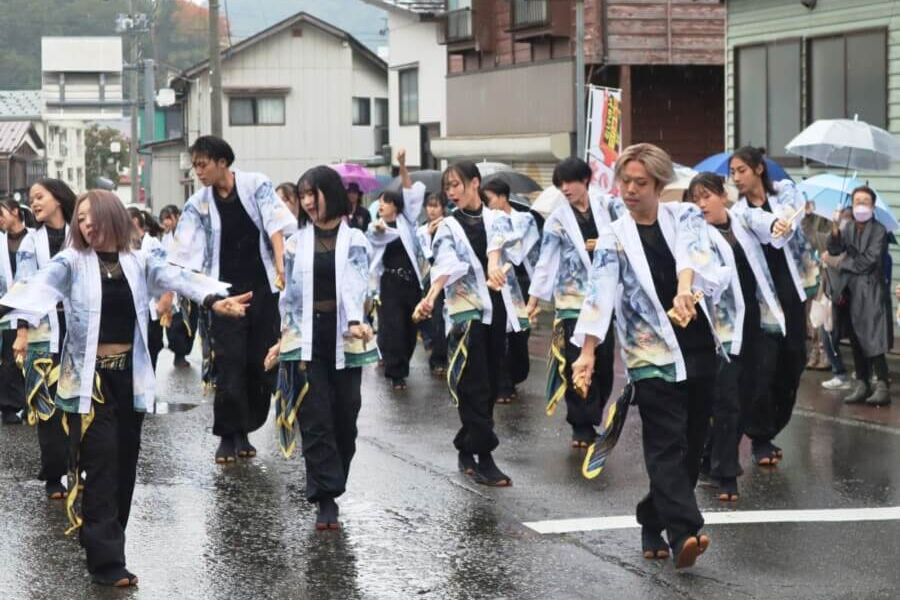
[510, 195, 545, 232]
[386, 169, 444, 195]
[482, 171, 542, 194]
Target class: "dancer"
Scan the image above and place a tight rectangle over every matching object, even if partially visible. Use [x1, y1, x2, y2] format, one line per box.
[572, 144, 731, 568]
[368, 149, 427, 390]
[687, 173, 786, 502]
[729, 146, 818, 466]
[525, 157, 616, 447]
[265, 165, 376, 530]
[159, 204, 199, 369]
[129, 207, 166, 370]
[413, 161, 526, 487]
[170, 135, 296, 463]
[276, 182, 301, 219]
[0, 189, 247, 587]
[11, 179, 74, 498]
[0, 199, 33, 424]
[416, 193, 448, 376]
[482, 178, 541, 403]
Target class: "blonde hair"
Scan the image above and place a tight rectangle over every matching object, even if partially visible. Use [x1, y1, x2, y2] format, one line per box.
[614, 143, 675, 191]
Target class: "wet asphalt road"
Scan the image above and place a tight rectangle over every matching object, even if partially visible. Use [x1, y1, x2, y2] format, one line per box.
[0, 340, 899, 600]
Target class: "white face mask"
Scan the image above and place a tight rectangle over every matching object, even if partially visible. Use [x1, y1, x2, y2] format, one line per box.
[853, 205, 874, 223]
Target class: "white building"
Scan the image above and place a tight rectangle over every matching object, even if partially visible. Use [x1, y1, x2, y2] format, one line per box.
[173, 11, 389, 187]
[362, 0, 447, 170]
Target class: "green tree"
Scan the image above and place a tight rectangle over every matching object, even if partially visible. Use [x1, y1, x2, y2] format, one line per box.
[85, 124, 130, 189]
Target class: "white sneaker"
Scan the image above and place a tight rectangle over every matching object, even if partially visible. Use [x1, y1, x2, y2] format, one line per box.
[822, 376, 851, 390]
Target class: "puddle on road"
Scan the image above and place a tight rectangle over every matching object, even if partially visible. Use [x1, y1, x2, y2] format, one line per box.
[152, 402, 200, 414]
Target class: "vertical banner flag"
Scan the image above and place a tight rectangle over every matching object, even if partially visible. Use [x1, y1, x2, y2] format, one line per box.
[585, 86, 623, 194]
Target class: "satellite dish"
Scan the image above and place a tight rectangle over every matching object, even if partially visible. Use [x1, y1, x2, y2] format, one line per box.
[156, 88, 176, 108]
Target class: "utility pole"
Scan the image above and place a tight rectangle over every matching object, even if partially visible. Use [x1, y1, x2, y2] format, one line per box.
[209, 0, 223, 137]
[142, 59, 156, 209]
[575, 0, 586, 157]
[129, 1, 140, 203]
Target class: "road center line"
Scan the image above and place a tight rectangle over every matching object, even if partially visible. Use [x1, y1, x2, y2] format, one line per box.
[523, 506, 900, 534]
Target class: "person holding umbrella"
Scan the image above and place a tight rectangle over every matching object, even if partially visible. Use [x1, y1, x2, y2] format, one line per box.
[346, 183, 371, 232]
[368, 149, 428, 390]
[572, 144, 730, 568]
[824, 186, 891, 406]
[525, 157, 617, 449]
[729, 146, 818, 467]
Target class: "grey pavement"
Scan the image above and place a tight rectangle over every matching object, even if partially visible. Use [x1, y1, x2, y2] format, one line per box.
[0, 342, 898, 600]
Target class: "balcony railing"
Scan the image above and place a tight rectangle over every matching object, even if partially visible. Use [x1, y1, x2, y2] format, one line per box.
[446, 7, 473, 42]
[512, 0, 548, 29]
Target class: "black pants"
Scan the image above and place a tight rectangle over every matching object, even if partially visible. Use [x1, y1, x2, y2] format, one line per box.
[166, 300, 199, 359]
[839, 301, 890, 383]
[635, 376, 713, 549]
[450, 292, 507, 454]
[745, 327, 806, 444]
[210, 286, 279, 437]
[429, 292, 448, 370]
[707, 355, 742, 480]
[0, 329, 25, 414]
[73, 355, 144, 574]
[147, 319, 163, 372]
[377, 273, 422, 380]
[298, 311, 362, 502]
[562, 318, 615, 434]
[198, 307, 214, 386]
[497, 330, 530, 397]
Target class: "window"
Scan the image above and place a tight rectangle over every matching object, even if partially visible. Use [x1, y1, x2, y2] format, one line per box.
[447, 0, 473, 42]
[809, 30, 886, 128]
[374, 98, 389, 151]
[352, 97, 371, 126]
[228, 96, 285, 126]
[399, 68, 419, 126]
[735, 41, 801, 160]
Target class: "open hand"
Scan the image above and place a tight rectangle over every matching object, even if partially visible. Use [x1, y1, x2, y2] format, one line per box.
[212, 291, 253, 318]
[264, 342, 280, 372]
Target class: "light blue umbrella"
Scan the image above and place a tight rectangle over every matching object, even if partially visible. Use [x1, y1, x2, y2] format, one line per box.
[797, 173, 899, 232]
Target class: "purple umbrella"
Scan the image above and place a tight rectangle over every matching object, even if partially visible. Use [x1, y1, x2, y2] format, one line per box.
[329, 163, 380, 193]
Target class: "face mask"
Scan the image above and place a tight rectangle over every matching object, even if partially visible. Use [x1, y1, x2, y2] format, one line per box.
[852, 205, 874, 223]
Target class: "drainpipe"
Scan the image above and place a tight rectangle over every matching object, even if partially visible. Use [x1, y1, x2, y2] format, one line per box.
[575, 0, 586, 156]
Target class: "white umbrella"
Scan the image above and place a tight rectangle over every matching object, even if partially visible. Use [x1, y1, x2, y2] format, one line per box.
[532, 186, 565, 218]
[475, 161, 513, 178]
[785, 117, 900, 171]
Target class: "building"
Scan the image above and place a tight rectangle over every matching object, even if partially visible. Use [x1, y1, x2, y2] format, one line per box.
[0, 122, 46, 200]
[168, 11, 389, 195]
[41, 37, 125, 122]
[726, 0, 900, 296]
[430, 0, 725, 184]
[362, 0, 447, 170]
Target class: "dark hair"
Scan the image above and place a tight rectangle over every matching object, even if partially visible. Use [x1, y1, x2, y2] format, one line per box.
[128, 207, 163, 238]
[158, 204, 181, 221]
[276, 182, 298, 200]
[0, 199, 37, 228]
[442, 161, 488, 205]
[552, 157, 592, 188]
[687, 172, 727, 202]
[729, 146, 776, 196]
[425, 192, 446, 208]
[31, 178, 76, 223]
[850, 185, 877, 205]
[482, 178, 510, 199]
[296, 166, 352, 227]
[189, 135, 235, 167]
[71, 190, 133, 252]
[346, 182, 361, 195]
[378, 189, 404, 215]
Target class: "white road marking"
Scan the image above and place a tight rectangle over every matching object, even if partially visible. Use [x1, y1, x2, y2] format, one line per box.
[523, 506, 900, 535]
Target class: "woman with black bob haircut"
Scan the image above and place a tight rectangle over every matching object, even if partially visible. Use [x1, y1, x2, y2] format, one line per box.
[0, 189, 248, 587]
[12, 177, 77, 500]
[413, 161, 528, 487]
[265, 164, 376, 530]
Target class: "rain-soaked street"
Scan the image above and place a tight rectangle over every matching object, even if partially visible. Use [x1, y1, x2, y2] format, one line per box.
[1, 333, 899, 600]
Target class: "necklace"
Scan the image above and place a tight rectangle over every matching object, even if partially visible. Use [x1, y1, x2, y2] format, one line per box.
[460, 207, 483, 220]
[99, 258, 118, 280]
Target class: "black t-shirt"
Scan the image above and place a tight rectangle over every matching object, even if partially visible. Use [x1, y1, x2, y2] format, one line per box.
[715, 220, 760, 341]
[758, 200, 796, 307]
[46, 225, 66, 258]
[574, 205, 598, 261]
[96, 251, 136, 344]
[215, 186, 267, 293]
[313, 226, 337, 312]
[6, 228, 26, 276]
[348, 204, 371, 232]
[383, 221, 414, 272]
[451, 206, 488, 272]
[636, 221, 715, 378]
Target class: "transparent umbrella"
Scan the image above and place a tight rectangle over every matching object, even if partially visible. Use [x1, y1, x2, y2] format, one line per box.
[785, 117, 900, 171]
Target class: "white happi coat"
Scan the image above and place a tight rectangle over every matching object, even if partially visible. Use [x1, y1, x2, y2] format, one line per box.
[16, 225, 68, 352]
[367, 182, 429, 290]
[0, 247, 229, 414]
[169, 170, 297, 292]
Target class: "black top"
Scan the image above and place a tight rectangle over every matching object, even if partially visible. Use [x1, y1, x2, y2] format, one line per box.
[715, 219, 761, 343]
[313, 226, 338, 313]
[758, 200, 796, 307]
[383, 221, 415, 272]
[636, 221, 715, 378]
[574, 205, 598, 261]
[348, 205, 371, 232]
[6, 228, 26, 277]
[451, 205, 488, 271]
[46, 225, 66, 258]
[96, 251, 137, 345]
[215, 186, 267, 293]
